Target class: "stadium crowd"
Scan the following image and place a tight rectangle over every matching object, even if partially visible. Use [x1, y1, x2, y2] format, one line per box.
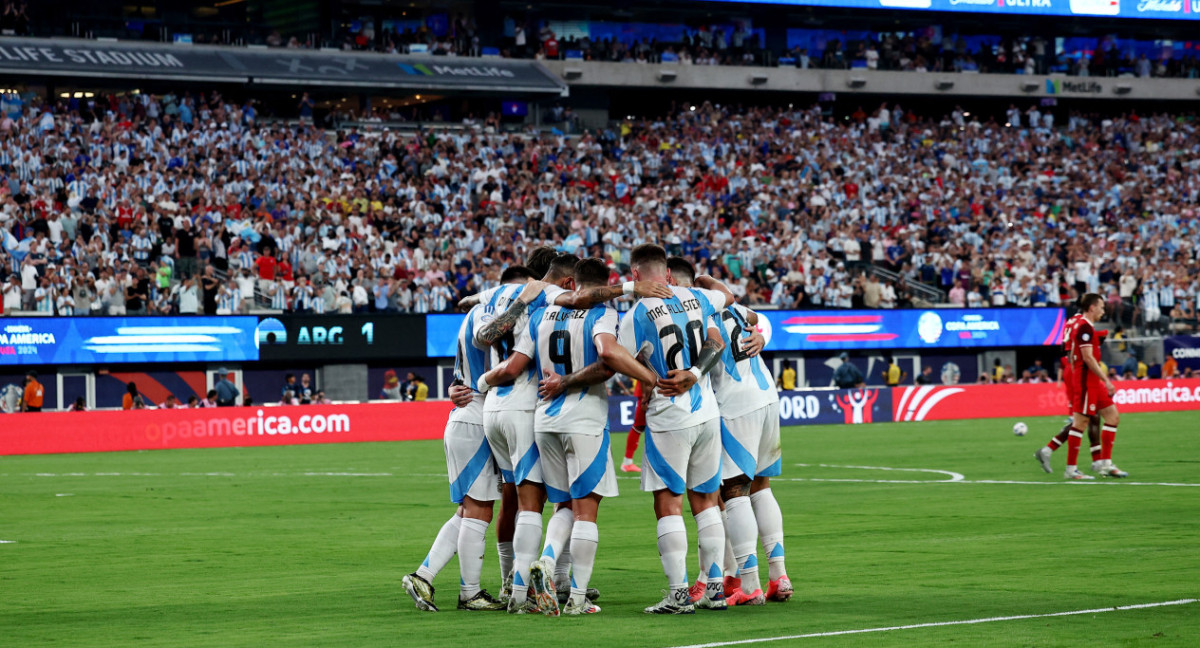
[0, 92, 1196, 332]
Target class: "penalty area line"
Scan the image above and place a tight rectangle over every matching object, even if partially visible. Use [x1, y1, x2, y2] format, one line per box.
[663, 599, 1199, 648]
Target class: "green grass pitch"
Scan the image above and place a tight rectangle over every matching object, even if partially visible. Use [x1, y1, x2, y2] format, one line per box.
[2, 411, 1198, 647]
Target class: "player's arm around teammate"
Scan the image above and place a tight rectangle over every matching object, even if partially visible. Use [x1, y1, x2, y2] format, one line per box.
[617, 244, 736, 614]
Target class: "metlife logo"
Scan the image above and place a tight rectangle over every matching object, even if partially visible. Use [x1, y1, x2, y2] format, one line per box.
[1047, 79, 1103, 94]
[397, 62, 517, 78]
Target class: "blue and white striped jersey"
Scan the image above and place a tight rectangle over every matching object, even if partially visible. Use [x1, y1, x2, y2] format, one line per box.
[617, 285, 727, 432]
[524, 303, 618, 435]
[449, 305, 489, 425]
[478, 283, 560, 413]
[709, 303, 778, 419]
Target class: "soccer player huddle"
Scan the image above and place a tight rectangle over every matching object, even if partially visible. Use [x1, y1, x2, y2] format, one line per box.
[403, 244, 792, 615]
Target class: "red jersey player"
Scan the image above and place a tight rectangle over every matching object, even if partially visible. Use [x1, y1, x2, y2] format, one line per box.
[1064, 294, 1128, 479]
[1034, 312, 1103, 477]
[621, 380, 648, 472]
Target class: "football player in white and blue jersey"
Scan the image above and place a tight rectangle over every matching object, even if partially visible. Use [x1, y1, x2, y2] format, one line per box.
[402, 270, 541, 613]
[472, 250, 671, 614]
[616, 244, 737, 614]
[668, 256, 791, 607]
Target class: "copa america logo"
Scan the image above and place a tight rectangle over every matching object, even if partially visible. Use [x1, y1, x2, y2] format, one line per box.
[917, 311, 943, 344]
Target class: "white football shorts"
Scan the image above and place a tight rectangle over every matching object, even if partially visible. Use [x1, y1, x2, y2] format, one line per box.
[640, 418, 721, 495]
[721, 401, 782, 480]
[536, 430, 619, 504]
[444, 420, 501, 504]
[484, 409, 542, 485]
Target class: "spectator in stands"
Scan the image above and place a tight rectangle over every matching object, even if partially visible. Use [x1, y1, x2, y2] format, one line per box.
[2, 274, 19, 313]
[161, 394, 185, 409]
[915, 365, 935, 385]
[69, 396, 87, 412]
[312, 390, 331, 405]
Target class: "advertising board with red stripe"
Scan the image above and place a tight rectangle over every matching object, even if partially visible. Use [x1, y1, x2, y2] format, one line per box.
[892, 379, 1200, 422]
[0, 402, 453, 456]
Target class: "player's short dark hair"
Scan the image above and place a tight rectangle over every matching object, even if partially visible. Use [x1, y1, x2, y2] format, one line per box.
[500, 265, 535, 284]
[546, 253, 580, 281]
[1079, 293, 1104, 312]
[574, 257, 609, 287]
[666, 256, 696, 283]
[525, 246, 558, 279]
[630, 244, 668, 270]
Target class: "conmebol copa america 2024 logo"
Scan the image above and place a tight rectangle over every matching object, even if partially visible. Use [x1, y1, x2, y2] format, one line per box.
[917, 312, 944, 345]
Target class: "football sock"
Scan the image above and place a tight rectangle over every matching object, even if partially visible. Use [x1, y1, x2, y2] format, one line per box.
[1090, 444, 1103, 463]
[568, 521, 599, 604]
[1066, 427, 1084, 468]
[751, 488, 788, 581]
[1101, 424, 1117, 461]
[1048, 420, 1070, 450]
[416, 513, 461, 583]
[555, 544, 572, 591]
[458, 517, 489, 600]
[512, 511, 542, 605]
[724, 495, 761, 593]
[656, 515, 689, 590]
[497, 541, 514, 584]
[694, 507, 725, 598]
[541, 507, 574, 572]
[624, 427, 642, 461]
[721, 508, 739, 577]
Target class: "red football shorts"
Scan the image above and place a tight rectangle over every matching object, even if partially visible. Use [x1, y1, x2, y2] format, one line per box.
[1072, 372, 1113, 416]
[1062, 365, 1077, 414]
[633, 399, 647, 429]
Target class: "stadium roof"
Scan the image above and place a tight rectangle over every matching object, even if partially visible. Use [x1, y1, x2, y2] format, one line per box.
[0, 37, 568, 95]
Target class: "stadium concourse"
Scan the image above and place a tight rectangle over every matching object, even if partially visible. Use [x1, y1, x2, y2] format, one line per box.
[0, 94, 1196, 333]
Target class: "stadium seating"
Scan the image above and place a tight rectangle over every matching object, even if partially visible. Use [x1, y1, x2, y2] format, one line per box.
[0, 93, 1195, 333]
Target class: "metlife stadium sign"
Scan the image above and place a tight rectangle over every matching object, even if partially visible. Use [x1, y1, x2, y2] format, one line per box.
[0, 37, 567, 94]
[705, 0, 1200, 19]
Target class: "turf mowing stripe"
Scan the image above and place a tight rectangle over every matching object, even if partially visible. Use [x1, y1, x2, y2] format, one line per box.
[664, 599, 1200, 648]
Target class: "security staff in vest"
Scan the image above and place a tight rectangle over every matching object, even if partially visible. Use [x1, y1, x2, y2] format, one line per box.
[883, 355, 907, 387]
[21, 370, 44, 412]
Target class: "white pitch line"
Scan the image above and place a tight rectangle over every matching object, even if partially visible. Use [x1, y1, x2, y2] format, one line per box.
[0, 540, 15, 544]
[967, 479, 1200, 487]
[795, 463, 965, 482]
[302, 472, 393, 477]
[664, 598, 1199, 648]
